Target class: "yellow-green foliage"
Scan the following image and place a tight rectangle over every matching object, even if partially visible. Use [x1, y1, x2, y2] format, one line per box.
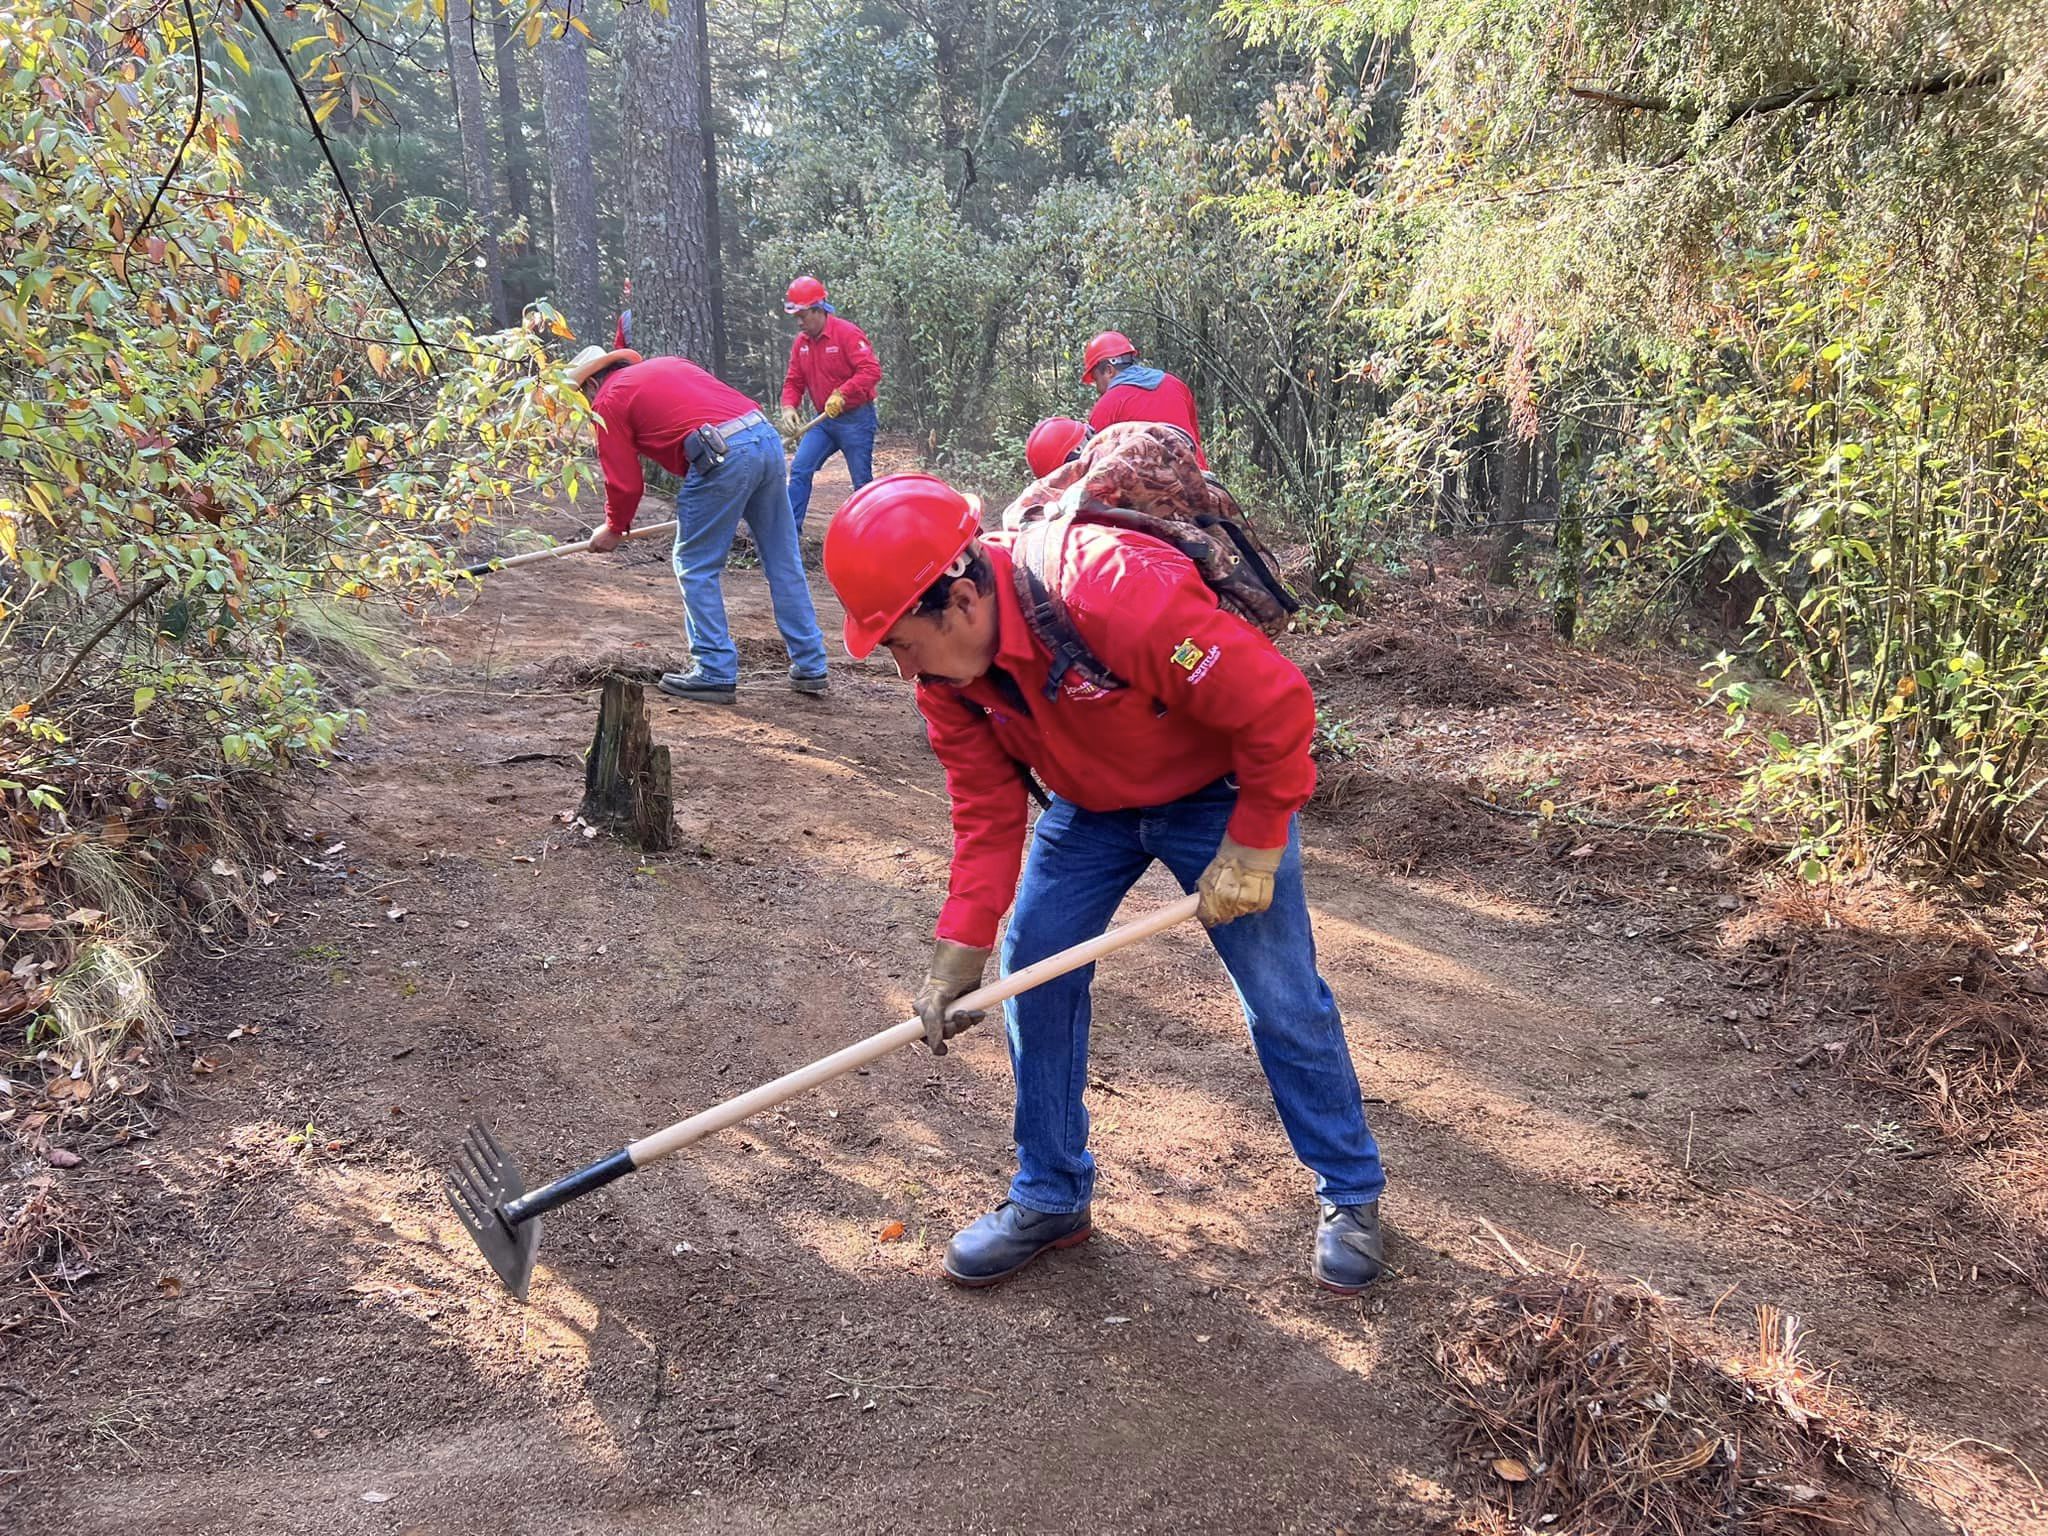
[0, 7, 592, 804]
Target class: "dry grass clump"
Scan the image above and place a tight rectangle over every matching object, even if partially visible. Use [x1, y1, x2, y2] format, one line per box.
[529, 647, 688, 689]
[1956, 1109, 2048, 1298]
[1, 1175, 107, 1330]
[1868, 948, 2041, 1142]
[1723, 877, 2046, 1138]
[1437, 1273, 1901, 1535]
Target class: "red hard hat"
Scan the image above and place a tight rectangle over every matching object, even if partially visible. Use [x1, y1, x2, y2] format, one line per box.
[784, 275, 828, 314]
[823, 474, 984, 658]
[1082, 330, 1137, 383]
[1025, 417, 1089, 479]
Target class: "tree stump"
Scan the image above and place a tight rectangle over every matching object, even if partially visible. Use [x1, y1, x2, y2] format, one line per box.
[578, 676, 674, 850]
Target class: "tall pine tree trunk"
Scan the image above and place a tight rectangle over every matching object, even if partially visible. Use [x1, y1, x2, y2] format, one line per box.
[490, 0, 534, 236]
[693, 0, 726, 374]
[538, 8, 601, 343]
[445, 0, 508, 328]
[621, 0, 716, 362]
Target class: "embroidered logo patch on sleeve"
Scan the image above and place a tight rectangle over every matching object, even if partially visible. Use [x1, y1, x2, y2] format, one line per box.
[1170, 638, 1203, 670]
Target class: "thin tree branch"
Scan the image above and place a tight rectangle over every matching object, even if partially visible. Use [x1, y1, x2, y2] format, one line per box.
[243, 5, 439, 371]
[1565, 68, 2004, 127]
[1464, 795, 1790, 850]
[1565, 85, 1679, 114]
[28, 578, 171, 716]
[966, 21, 1057, 165]
[133, 0, 205, 246]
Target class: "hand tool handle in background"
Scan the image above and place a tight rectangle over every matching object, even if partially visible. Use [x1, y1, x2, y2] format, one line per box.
[495, 894, 1200, 1226]
[459, 518, 678, 577]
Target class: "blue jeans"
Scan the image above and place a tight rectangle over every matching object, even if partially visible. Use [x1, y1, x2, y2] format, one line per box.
[1000, 780, 1385, 1215]
[671, 421, 829, 684]
[787, 402, 877, 534]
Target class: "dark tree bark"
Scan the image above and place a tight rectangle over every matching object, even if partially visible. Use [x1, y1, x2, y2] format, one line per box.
[445, 0, 508, 328]
[580, 677, 675, 850]
[620, 0, 717, 363]
[1486, 412, 1533, 585]
[693, 0, 727, 374]
[490, 0, 534, 235]
[538, 8, 602, 342]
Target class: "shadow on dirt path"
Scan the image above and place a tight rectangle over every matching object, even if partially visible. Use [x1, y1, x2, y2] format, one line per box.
[5, 446, 2044, 1534]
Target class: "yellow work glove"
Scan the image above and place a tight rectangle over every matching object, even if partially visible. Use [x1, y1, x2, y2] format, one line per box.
[824, 390, 847, 418]
[1195, 836, 1285, 928]
[776, 404, 803, 435]
[912, 940, 990, 1056]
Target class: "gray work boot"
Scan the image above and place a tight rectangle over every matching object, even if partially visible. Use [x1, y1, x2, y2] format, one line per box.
[657, 670, 736, 704]
[1313, 1200, 1385, 1294]
[789, 666, 830, 695]
[942, 1200, 1092, 1288]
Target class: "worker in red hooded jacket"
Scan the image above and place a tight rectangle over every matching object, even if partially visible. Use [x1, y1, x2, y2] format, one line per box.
[1081, 331, 1207, 470]
[778, 276, 882, 534]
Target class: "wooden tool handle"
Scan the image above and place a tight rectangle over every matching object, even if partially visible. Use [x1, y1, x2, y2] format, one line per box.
[626, 893, 1199, 1167]
[462, 519, 678, 576]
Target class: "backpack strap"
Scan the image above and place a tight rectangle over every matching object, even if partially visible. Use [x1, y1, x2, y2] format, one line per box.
[1011, 520, 1126, 704]
[1194, 513, 1301, 617]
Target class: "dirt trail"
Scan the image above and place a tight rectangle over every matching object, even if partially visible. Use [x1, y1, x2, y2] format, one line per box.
[7, 451, 2045, 1534]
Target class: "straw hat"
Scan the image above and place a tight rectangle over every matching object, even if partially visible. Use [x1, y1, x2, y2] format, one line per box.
[566, 345, 642, 388]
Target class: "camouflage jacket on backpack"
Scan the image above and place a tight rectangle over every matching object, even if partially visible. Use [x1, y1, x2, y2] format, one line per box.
[995, 420, 1299, 702]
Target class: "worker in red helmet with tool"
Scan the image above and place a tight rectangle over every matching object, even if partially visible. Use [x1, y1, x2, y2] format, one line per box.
[1082, 331, 1207, 469]
[568, 344, 830, 704]
[819, 473, 1386, 1294]
[778, 276, 883, 535]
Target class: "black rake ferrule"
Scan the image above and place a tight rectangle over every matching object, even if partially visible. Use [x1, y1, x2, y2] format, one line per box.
[499, 1147, 636, 1228]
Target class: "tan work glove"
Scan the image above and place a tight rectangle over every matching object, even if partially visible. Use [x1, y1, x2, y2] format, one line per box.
[824, 390, 847, 418]
[776, 404, 803, 435]
[913, 940, 990, 1055]
[1195, 836, 1285, 928]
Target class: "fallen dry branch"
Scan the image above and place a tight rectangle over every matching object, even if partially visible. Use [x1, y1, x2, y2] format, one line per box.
[1466, 793, 1790, 851]
[1436, 1273, 1902, 1535]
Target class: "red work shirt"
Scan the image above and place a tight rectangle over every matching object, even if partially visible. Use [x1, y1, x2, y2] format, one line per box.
[917, 525, 1316, 949]
[780, 315, 882, 413]
[1088, 367, 1207, 469]
[589, 357, 761, 533]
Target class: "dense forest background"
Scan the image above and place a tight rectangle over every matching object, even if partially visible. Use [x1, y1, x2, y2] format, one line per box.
[3, 0, 2044, 1002]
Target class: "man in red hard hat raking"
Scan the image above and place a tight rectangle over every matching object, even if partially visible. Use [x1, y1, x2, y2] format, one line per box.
[567, 344, 830, 704]
[1082, 331, 1207, 469]
[779, 276, 883, 534]
[820, 473, 1386, 1294]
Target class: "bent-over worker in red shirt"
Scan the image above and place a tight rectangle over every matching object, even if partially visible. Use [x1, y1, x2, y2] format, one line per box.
[570, 345, 829, 704]
[820, 474, 1386, 1293]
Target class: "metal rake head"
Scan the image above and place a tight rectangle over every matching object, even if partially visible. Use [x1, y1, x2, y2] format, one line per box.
[446, 1121, 541, 1300]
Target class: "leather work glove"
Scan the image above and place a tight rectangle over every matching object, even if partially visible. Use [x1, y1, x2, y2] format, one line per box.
[824, 390, 847, 418]
[776, 404, 803, 435]
[913, 940, 990, 1055]
[1195, 837, 1285, 928]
